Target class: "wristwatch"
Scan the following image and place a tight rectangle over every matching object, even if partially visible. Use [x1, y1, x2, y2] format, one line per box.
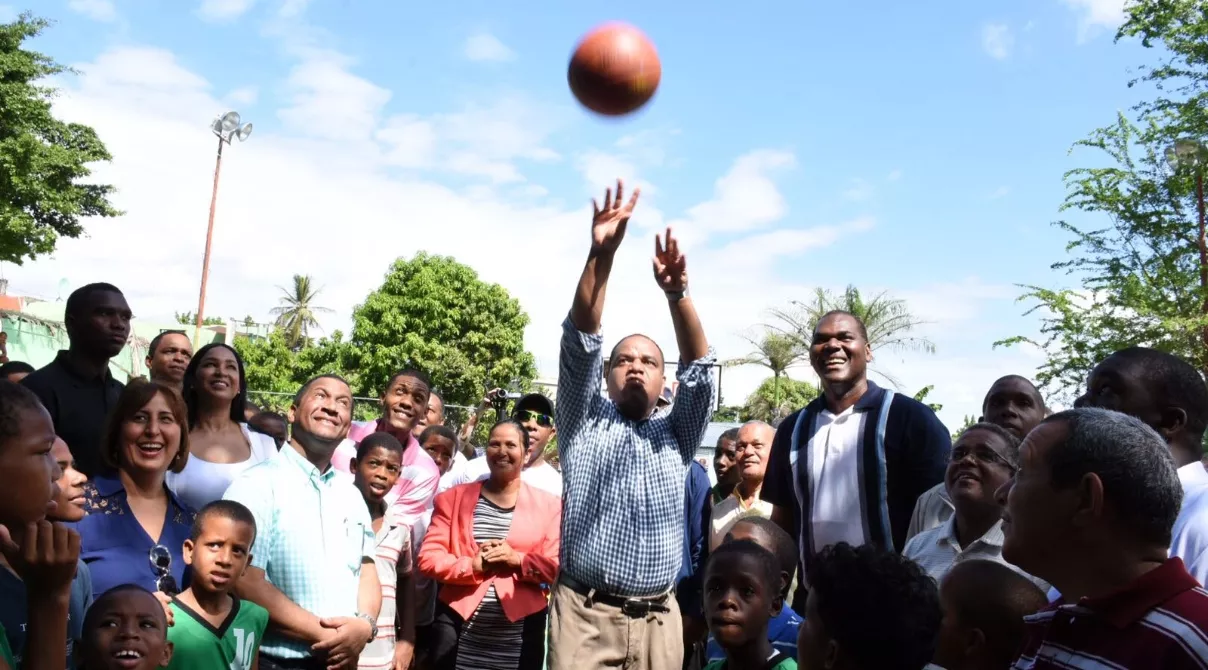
[666, 287, 689, 302]
[355, 613, 378, 643]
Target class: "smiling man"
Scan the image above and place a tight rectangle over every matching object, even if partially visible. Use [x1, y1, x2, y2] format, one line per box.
[710, 421, 775, 550]
[761, 310, 950, 614]
[22, 283, 131, 477]
[224, 374, 381, 670]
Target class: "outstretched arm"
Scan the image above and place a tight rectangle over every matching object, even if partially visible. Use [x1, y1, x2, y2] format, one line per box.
[569, 179, 641, 334]
[653, 228, 708, 363]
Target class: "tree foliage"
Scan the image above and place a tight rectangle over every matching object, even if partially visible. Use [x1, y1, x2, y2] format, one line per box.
[270, 274, 332, 350]
[912, 385, 943, 413]
[346, 253, 537, 408]
[771, 284, 935, 388]
[741, 376, 820, 423]
[996, 0, 1208, 399]
[0, 14, 120, 264]
[724, 329, 809, 411]
[175, 311, 223, 326]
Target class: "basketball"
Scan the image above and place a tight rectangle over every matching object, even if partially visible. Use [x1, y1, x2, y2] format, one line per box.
[568, 23, 661, 117]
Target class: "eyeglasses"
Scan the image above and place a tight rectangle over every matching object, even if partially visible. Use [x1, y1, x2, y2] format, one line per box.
[150, 544, 179, 596]
[514, 409, 553, 428]
[949, 445, 1017, 472]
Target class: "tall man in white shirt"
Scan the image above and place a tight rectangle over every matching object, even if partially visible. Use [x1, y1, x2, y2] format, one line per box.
[761, 310, 950, 614]
[1074, 346, 1208, 582]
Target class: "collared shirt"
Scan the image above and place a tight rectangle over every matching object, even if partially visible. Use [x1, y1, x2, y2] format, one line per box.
[359, 521, 412, 670]
[906, 482, 954, 542]
[21, 350, 124, 477]
[450, 457, 564, 498]
[223, 445, 374, 660]
[710, 484, 774, 551]
[1013, 558, 1208, 669]
[903, 517, 1048, 590]
[556, 316, 716, 596]
[333, 422, 440, 530]
[678, 461, 713, 619]
[1168, 462, 1208, 585]
[73, 474, 195, 601]
[810, 405, 866, 551]
[762, 382, 950, 586]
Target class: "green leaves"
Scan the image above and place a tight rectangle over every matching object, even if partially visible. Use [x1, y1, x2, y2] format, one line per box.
[741, 376, 819, 423]
[0, 13, 120, 264]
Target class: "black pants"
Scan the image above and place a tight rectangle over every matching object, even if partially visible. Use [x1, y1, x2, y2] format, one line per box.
[423, 600, 547, 670]
[258, 654, 327, 670]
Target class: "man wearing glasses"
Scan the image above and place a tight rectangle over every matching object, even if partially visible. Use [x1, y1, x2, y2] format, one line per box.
[903, 423, 1047, 588]
[450, 393, 562, 497]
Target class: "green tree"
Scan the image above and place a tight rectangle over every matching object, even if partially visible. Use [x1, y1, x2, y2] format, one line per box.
[912, 385, 943, 413]
[772, 284, 935, 387]
[952, 414, 978, 440]
[741, 376, 820, 423]
[232, 330, 300, 412]
[724, 330, 809, 412]
[271, 274, 333, 350]
[0, 14, 120, 265]
[347, 253, 537, 408]
[176, 311, 223, 326]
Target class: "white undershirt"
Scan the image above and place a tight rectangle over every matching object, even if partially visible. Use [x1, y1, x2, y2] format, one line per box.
[809, 405, 867, 552]
[167, 423, 277, 510]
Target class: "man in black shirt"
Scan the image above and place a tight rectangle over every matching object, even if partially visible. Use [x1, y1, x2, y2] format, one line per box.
[22, 282, 131, 476]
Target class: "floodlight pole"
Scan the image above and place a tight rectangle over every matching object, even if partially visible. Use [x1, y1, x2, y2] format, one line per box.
[194, 135, 226, 346]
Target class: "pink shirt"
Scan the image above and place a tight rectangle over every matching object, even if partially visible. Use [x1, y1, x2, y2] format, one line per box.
[331, 419, 440, 529]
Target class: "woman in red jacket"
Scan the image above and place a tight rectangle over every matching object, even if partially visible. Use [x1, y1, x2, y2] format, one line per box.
[418, 419, 561, 670]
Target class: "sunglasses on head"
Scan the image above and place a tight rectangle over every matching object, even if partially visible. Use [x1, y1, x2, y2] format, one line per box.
[514, 409, 553, 428]
[150, 544, 179, 596]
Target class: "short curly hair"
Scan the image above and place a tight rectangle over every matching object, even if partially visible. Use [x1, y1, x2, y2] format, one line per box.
[0, 380, 47, 447]
[809, 542, 941, 670]
[100, 380, 191, 474]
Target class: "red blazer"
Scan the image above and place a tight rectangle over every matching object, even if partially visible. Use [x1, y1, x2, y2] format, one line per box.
[418, 480, 561, 622]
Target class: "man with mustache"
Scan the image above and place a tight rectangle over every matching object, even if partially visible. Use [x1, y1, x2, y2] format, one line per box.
[224, 375, 381, 670]
[22, 283, 131, 477]
[547, 179, 715, 670]
[761, 310, 950, 614]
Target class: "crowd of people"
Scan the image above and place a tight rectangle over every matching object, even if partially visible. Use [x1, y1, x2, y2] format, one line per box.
[2, 179, 1208, 670]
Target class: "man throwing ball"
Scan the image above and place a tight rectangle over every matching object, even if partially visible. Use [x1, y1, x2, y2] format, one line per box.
[548, 179, 716, 670]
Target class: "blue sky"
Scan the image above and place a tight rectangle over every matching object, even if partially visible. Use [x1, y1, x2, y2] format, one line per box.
[2, 0, 1154, 425]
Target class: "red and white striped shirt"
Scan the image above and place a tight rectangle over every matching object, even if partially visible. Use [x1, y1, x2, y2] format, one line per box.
[1013, 558, 1208, 669]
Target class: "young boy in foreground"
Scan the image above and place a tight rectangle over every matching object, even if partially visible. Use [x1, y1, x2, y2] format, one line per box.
[703, 540, 797, 670]
[82, 584, 173, 670]
[166, 500, 267, 670]
[931, 560, 1047, 670]
[352, 432, 415, 670]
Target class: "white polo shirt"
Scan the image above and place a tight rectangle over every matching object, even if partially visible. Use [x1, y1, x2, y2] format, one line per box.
[809, 405, 867, 552]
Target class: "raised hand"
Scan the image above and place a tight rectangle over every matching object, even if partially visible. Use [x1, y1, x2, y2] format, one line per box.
[591, 179, 641, 254]
[652, 227, 687, 294]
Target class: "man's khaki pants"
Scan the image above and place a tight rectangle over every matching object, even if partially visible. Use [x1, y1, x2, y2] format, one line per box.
[546, 580, 683, 670]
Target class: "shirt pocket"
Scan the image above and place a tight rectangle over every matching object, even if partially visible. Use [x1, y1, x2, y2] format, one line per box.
[344, 518, 367, 573]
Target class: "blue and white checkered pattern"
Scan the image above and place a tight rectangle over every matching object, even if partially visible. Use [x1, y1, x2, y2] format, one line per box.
[223, 445, 374, 660]
[556, 316, 716, 597]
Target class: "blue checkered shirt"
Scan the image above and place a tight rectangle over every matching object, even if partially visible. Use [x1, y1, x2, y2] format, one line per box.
[556, 316, 716, 596]
[223, 444, 374, 660]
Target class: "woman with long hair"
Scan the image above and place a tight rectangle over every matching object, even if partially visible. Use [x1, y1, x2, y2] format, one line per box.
[419, 420, 561, 670]
[75, 379, 194, 600]
[166, 343, 276, 510]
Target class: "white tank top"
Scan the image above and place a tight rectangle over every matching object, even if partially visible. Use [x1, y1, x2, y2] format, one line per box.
[166, 423, 278, 512]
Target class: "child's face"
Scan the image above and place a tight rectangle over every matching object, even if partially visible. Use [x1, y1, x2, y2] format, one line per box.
[724, 523, 787, 602]
[422, 435, 455, 474]
[353, 446, 403, 503]
[0, 405, 61, 529]
[704, 552, 779, 648]
[50, 437, 88, 522]
[85, 590, 173, 670]
[932, 578, 969, 670]
[183, 515, 255, 594]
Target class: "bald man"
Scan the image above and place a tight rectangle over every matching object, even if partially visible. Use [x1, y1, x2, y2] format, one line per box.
[710, 420, 776, 549]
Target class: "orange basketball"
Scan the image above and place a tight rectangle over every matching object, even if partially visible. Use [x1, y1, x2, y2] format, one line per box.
[568, 23, 661, 117]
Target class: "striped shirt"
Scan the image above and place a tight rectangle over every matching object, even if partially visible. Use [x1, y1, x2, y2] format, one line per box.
[1012, 558, 1208, 669]
[223, 445, 374, 660]
[556, 316, 716, 596]
[359, 522, 413, 670]
[903, 517, 1048, 590]
[454, 496, 520, 670]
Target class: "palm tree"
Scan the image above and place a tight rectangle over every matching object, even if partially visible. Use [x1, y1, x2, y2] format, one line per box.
[770, 284, 935, 388]
[724, 330, 809, 419]
[270, 274, 333, 350]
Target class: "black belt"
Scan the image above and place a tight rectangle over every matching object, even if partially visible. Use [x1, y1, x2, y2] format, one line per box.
[560, 574, 672, 617]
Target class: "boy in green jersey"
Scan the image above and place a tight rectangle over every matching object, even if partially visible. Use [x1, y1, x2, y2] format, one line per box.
[703, 540, 796, 670]
[166, 501, 267, 670]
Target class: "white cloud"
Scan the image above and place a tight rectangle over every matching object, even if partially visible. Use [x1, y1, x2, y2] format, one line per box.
[1060, 0, 1128, 42]
[277, 50, 392, 142]
[225, 86, 259, 106]
[463, 33, 516, 63]
[842, 178, 874, 201]
[887, 169, 903, 182]
[666, 150, 796, 237]
[989, 185, 1010, 199]
[68, 0, 117, 22]
[981, 22, 1014, 60]
[198, 0, 255, 22]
